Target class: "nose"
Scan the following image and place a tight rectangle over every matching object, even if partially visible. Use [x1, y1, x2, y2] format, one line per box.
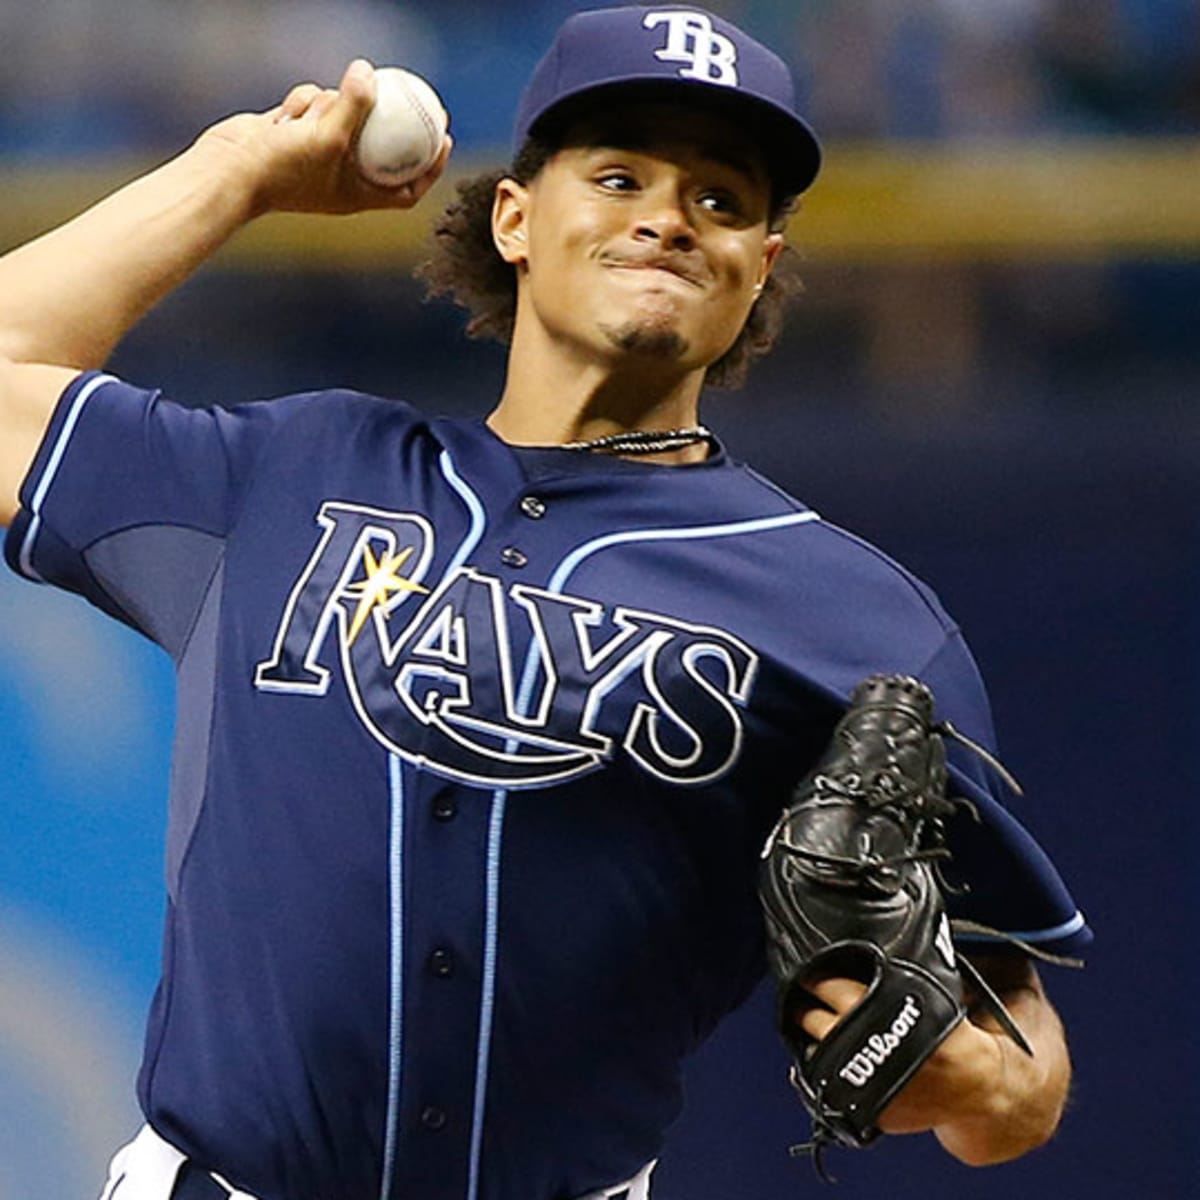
[632, 186, 696, 250]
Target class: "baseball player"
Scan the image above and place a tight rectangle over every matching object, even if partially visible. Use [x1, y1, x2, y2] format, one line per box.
[0, 7, 1089, 1200]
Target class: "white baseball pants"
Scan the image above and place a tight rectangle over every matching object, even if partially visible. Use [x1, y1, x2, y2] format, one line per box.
[99, 1124, 655, 1199]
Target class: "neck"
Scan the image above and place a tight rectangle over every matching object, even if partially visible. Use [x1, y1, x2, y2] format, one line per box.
[488, 323, 709, 460]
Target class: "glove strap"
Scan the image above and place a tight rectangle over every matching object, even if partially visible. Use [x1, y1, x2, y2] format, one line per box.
[788, 946, 966, 1149]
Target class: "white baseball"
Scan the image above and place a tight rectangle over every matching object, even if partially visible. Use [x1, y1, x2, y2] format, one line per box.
[356, 67, 448, 188]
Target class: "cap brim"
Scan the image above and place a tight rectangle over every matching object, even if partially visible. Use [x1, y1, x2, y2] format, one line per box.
[521, 77, 822, 197]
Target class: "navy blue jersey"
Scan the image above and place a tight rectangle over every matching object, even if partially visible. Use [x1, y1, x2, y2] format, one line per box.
[5, 372, 1089, 1200]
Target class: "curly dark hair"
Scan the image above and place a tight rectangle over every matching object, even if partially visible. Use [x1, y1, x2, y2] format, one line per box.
[417, 132, 805, 391]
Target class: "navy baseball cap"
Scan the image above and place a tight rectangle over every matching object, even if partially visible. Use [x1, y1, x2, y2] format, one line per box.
[513, 5, 822, 196]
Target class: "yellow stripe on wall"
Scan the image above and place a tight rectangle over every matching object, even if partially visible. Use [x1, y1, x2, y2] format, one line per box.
[799, 139, 1200, 261]
[3, 140, 1198, 266]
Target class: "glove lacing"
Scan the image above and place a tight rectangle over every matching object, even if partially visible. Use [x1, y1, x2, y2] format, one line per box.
[770, 711, 1082, 1181]
[786, 1068, 848, 1183]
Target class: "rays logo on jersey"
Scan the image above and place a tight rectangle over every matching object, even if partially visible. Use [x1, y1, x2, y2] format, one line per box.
[255, 502, 758, 788]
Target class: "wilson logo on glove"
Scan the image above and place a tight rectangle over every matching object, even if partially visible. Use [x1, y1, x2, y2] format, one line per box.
[838, 996, 922, 1087]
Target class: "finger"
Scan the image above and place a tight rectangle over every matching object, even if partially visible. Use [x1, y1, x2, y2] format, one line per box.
[369, 135, 453, 210]
[401, 134, 455, 205]
[339, 57, 377, 107]
[804, 976, 868, 1016]
[322, 58, 376, 143]
[800, 1006, 841, 1042]
[432, 133, 455, 175]
[305, 89, 342, 122]
[277, 83, 323, 123]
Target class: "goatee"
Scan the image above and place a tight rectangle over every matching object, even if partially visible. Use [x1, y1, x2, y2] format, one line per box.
[603, 321, 689, 360]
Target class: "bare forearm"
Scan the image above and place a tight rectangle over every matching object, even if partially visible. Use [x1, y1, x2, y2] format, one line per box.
[0, 63, 449, 527]
[932, 959, 1071, 1166]
[0, 150, 249, 528]
[0, 143, 258, 369]
[0, 59, 451, 372]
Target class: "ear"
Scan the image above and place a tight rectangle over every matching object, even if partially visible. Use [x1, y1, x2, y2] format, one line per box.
[492, 177, 530, 266]
[755, 232, 785, 294]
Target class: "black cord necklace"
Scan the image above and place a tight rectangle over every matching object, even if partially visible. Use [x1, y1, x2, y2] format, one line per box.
[561, 425, 713, 455]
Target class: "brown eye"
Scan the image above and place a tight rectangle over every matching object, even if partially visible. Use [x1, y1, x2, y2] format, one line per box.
[698, 190, 741, 216]
[597, 171, 639, 192]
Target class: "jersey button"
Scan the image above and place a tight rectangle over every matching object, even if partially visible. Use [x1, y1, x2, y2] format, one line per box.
[432, 795, 457, 821]
[520, 495, 547, 519]
[428, 947, 455, 978]
[500, 546, 528, 569]
[420, 1105, 448, 1131]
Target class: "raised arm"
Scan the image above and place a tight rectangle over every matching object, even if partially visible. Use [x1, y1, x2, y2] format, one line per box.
[0, 59, 451, 526]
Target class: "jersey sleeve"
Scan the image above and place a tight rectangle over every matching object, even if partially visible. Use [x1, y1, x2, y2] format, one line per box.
[917, 631, 1092, 959]
[5, 371, 285, 657]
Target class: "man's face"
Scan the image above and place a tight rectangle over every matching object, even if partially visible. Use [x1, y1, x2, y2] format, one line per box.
[494, 100, 784, 378]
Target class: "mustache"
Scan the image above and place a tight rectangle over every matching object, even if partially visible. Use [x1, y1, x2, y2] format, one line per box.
[599, 248, 710, 287]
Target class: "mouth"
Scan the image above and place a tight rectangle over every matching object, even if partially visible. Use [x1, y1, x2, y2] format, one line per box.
[602, 257, 706, 289]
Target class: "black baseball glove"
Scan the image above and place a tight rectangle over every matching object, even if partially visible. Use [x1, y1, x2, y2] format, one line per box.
[758, 674, 1032, 1173]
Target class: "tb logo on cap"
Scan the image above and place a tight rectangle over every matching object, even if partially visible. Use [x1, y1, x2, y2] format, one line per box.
[643, 10, 739, 86]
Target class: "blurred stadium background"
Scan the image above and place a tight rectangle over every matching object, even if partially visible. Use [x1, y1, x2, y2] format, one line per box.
[1, 1, 1197, 1197]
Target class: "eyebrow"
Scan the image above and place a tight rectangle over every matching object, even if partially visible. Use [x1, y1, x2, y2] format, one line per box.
[579, 133, 765, 183]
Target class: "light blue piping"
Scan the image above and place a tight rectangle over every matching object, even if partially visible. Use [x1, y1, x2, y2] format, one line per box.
[467, 788, 507, 1200]
[513, 510, 822, 707]
[465, 508, 822, 1196]
[958, 910, 1088, 945]
[379, 449, 487, 1199]
[438, 449, 487, 575]
[19, 373, 116, 581]
[379, 753, 406, 1200]
[546, 511, 820, 595]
